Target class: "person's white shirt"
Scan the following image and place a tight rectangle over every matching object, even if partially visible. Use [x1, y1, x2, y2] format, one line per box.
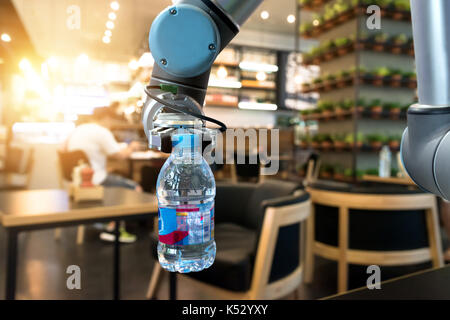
[66, 123, 121, 185]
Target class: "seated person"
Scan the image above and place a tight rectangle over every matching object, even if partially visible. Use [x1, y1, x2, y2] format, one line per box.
[65, 107, 141, 243]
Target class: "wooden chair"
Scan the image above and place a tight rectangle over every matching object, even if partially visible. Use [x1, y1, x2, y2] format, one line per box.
[147, 180, 313, 300]
[0, 146, 34, 190]
[55, 150, 90, 244]
[306, 186, 443, 294]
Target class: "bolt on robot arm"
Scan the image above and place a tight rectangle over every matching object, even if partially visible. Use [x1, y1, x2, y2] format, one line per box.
[401, 0, 450, 200]
[142, 0, 263, 153]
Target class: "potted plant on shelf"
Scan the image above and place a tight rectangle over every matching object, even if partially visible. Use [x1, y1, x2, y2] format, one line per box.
[323, 73, 337, 91]
[368, 99, 384, 117]
[322, 40, 336, 60]
[345, 133, 365, 149]
[384, 102, 402, 119]
[321, 134, 334, 150]
[391, 34, 408, 54]
[311, 134, 321, 149]
[335, 36, 353, 55]
[393, 0, 410, 20]
[318, 100, 335, 119]
[312, 76, 324, 90]
[374, 67, 391, 86]
[403, 71, 417, 88]
[390, 69, 404, 87]
[300, 109, 313, 120]
[320, 164, 334, 180]
[336, 99, 353, 118]
[343, 168, 354, 182]
[299, 134, 311, 149]
[366, 133, 386, 150]
[332, 133, 347, 151]
[333, 164, 346, 181]
[356, 98, 367, 113]
[300, 22, 313, 36]
[388, 135, 401, 150]
[373, 32, 389, 51]
[365, 168, 379, 177]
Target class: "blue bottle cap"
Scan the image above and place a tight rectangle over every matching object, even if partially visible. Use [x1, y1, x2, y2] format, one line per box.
[172, 134, 201, 148]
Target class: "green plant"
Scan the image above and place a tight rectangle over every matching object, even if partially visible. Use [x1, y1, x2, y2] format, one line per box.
[375, 67, 392, 77]
[344, 168, 353, 178]
[383, 102, 401, 110]
[356, 98, 367, 107]
[325, 73, 337, 81]
[334, 164, 345, 175]
[368, 99, 383, 108]
[317, 100, 335, 111]
[337, 69, 351, 79]
[393, 34, 408, 45]
[388, 135, 401, 143]
[332, 133, 346, 142]
[375, 0, 393, 8]
[335, 37, 351, 48]
[366, 168, 379, 176]
[391, 168, 399, 177]
[366, 133, 387, 143]
[339, 99, 354, 110]
[394, 0, 410, 11]
[374, 32, 389, 43]
[345, 133, 365, 144]
[402, 71, 416, 79]
[313, 76, 323, 84]
[300, 23, 312, 33]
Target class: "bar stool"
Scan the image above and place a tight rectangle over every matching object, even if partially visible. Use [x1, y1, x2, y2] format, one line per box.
[306, 183, 443, 294]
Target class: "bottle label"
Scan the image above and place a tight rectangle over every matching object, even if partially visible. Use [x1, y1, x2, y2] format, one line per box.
[158, 202, 214, 245]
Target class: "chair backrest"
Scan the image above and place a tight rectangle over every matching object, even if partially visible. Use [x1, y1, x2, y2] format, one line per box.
[5, 146, 34, 174]
[58, 149, 90, 183]
[250, 190, 311, 299]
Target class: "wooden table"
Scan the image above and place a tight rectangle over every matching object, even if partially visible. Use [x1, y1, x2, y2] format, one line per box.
[362, 174, 416, 186]
[0, 187, 158, 300]
[328, 265, 450, 299]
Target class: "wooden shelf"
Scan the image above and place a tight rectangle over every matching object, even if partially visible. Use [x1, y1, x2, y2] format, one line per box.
[300, 145, 400, 153]
[302, 108, 407, 121]
[299, 0, 332, 11]
[362, 174, 415, 186]
[241, 80, 276, 90]
[301, 6, 411, 39]
[303, 41, 414, 66]
[301, 75, 417, 93]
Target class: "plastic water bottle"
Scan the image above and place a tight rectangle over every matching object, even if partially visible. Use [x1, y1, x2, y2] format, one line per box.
[156, 133, 216, 273]
[379, 145, 392, 178]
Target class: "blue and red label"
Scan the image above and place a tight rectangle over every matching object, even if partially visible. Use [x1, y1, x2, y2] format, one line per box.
[158, 202, 214, 245]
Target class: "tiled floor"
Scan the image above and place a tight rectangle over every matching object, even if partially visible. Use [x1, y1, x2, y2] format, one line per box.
[0, 224, 438, 300]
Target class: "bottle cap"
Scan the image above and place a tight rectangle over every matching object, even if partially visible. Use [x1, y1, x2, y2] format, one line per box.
[172, 134, 200, 148]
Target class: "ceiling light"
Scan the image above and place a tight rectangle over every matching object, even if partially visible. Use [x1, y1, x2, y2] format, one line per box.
[105, 30, 112, 37]
[128, 59, 139, 70]
[260, 11, 269, 20]
[217, 66, 228, 79]
[110, 1, 120, 11]
[294, 74, 303, 84]
[256, 71, 267, 81]
[108, 12, 117, 20]
[102, 36, 111, 44]
[238, 102, 277, 111]
[1, 33, 11, 42]
[239, 61, 279, 73]
[19, 58, 31, 71]
[76, 54, 89, 65]
[287, 15, 296, 24]
[313, 19, 320, 26]
[106, 21, 115, 29]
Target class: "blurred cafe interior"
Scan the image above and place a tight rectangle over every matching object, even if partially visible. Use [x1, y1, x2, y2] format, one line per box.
[0, 0, 449, 300]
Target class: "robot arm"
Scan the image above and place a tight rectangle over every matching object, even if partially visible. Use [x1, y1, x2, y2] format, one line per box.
[142, 0, 263, 153]
[401, 0, 450, 200]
